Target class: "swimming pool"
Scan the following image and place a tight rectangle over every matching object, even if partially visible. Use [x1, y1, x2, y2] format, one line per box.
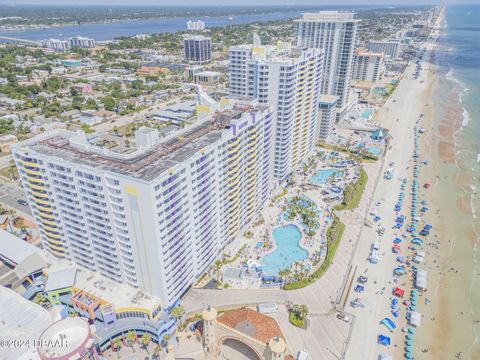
[368, 147, 382, 156]
[360, 108, 374, 120]
[261, 224, 308, 276]
[309, 169, 343, 186]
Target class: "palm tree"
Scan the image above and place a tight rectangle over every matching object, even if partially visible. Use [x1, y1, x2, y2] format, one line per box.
[153, 345, 162, 359]
[171, 305, 185, 324]
[298, 304, 309, 320]
[283, 269, 292, 285]
[8, 208, 16, 221]
[141, 333, 152, 352]
[112, 337, 122, 358]
[126, 330, 137, 352]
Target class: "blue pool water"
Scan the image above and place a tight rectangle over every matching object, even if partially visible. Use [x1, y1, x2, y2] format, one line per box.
[360, 108, 374, 120]
[368, 147, 382, 156]
[309, 169, 343, 185]
[261, 224, 308, 276]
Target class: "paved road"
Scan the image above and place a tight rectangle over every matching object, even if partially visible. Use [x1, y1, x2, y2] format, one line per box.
[0, 182, 32, 218]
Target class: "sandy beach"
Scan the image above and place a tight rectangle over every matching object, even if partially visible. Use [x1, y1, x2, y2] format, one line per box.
[344, 9, 447, 360]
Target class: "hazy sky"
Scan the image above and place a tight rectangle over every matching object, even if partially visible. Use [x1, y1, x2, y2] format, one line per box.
[1, 0, 479, 5]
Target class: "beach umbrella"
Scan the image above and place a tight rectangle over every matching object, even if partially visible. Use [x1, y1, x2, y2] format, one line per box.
[408, 327, 416, 334]
[406, 345, 414, 352]
[406, 334, 414, 340]
[404, 354, 413, 359]
[405, 339, 414, 346]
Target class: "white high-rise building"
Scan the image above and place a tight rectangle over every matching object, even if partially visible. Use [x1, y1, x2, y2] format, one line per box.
[317, 95, 338, 141]
[69, 36, 96, 48]
[186, 20, 206, 31]
[353, 48, 384, 83]
[12, 96, 274, 307]
[229, 37, 323, 181]
[41, 39, 70, 51]
[295, 11, 360, 115]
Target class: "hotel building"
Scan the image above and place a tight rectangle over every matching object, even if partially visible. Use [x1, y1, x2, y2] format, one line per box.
[295, 11, 360, 115]
[353, 48, 384, 83]
[12, 96, 274, 307]
[367, 39, 402, 60]
[228, 38, 323, 181]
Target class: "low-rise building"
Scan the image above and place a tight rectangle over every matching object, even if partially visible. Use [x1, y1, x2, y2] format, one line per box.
[136, 66, 170, 77]
[0, 134, 18, 153]
[194, 70, 221, 85]
[72, 82, 93, 94]
[222, 267, 262, 289]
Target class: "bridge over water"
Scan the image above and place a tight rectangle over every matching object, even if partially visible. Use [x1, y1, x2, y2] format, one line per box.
[0, 35, 40, 46]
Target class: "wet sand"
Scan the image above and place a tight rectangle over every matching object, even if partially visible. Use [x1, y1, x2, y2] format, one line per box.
[412, 20, 480, 359]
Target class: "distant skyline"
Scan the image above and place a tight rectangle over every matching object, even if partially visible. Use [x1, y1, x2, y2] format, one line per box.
[1, 1, 480, 6]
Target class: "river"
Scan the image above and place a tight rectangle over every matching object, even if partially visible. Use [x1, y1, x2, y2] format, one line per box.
[0, 10, 304, 41]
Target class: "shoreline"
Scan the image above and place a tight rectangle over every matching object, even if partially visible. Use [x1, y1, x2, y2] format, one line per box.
[414, 7, 480, 358]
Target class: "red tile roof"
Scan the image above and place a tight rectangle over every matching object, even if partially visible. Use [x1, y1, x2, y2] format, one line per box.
[217, 308, 284, 344]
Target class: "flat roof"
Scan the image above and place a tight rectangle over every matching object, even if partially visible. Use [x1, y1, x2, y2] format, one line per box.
[17, 102, 268, 182]
[0, 286, 51, 360]
[0, 229, 41, 265]
[47, 259, 162, 311]
[44, 268, 77, 292]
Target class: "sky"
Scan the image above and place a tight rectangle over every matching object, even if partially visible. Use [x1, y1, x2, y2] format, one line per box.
[0, 0, 480, 6]
[0, 0, 479, 5]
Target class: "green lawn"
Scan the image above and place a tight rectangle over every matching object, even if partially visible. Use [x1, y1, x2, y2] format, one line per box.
[289, 312, 305, 328]
[334, 167, 368, 211]
[284, 214, 345, 290]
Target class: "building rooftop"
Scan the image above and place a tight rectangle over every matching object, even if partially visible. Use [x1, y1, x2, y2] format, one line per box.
[295, 11, 360, 23]
[38, 317, 91, 358]
[44, 268, 77, 292]
[16, 100, 268, 182]
[0, 286, 52, 360]
[0, 229, 41, 265]
[319, 95, 339, 105]
[217, 308, 284, 343]
[46, 259, 162, 311]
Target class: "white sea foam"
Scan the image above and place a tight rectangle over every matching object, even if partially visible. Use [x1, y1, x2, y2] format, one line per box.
[462, 108, 472, 127]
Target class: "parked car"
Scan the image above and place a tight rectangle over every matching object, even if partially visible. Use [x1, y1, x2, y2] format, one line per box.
[17, 199, 28, 206]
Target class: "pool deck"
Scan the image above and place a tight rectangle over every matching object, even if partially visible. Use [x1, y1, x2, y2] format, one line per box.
[182, 156, 383, 360]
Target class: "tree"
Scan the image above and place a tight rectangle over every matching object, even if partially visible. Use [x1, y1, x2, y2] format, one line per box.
[101, 96, 116, 111]
[171, 305, 185, 323]
[297, 304, 309, 320]
[112, 337, 122, 358]
[153, 345, 162, 359]
[141, 333, 152, 352]
[126, 330, 137, 352]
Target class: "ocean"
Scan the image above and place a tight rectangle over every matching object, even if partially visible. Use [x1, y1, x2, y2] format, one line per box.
[420, 4, 480, 358]
[0, 10, 304, 41]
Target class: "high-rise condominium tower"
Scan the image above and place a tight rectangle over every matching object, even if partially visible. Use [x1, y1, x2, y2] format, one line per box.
[295, 11, 360, 116]
[229, 36, 323, 181]
[13, 96, 273, 307]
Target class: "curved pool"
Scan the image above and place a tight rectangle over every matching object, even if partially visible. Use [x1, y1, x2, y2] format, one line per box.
[309, 169, 343, 185]
[261, 224, 308, 276]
